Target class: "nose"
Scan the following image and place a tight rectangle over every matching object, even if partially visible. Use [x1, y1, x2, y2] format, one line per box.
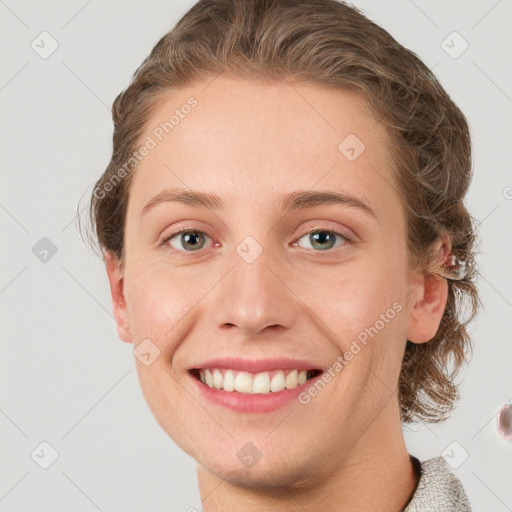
[211, 242, 298, 336]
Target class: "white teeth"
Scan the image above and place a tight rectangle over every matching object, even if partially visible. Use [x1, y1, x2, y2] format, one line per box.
[213, 369, 223, 390]
[234, 371, 253, 393]
[270, 370, 286, 392]
[285, 369, 298, 389]
[223, 369, 236, 391]
[197, 368, 315, 394]
[252, 372, 271, 394]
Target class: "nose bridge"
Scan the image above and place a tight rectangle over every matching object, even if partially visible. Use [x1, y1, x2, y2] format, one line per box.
[211, 237, 297, 335]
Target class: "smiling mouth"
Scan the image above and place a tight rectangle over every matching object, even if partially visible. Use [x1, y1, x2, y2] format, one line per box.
[189, 368, 323, 394]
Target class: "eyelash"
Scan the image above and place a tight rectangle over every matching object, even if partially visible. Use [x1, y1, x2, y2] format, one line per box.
[160, 226, 351, 253]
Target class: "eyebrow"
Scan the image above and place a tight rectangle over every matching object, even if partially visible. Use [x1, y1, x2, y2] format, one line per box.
[142, 187, 377, 219]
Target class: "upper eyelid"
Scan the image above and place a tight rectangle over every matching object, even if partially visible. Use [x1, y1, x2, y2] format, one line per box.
[299, 225, 350, 239]
[161, 225, 351, 249]
[160, 227, 215, 250]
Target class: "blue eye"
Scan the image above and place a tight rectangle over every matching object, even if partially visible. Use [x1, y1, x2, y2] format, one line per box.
[293, 229, 349, 251]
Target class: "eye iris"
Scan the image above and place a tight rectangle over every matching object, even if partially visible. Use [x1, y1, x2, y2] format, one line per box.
[181, 231, 205, 250]
[310, 231, 336, 250]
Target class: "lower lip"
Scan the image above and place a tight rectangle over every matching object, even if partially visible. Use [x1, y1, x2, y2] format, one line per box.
[189, 371, 323, 413]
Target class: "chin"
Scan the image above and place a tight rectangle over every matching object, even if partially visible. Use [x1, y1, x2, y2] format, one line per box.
[196, 441, 324, 492]
[220, 465, 306, 490]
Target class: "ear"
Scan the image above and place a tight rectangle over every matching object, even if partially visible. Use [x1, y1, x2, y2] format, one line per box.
[406, 236, 450, 344]
[104, 251, 133, 344]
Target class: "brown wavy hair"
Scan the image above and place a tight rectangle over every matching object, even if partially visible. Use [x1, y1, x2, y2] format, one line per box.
[82, 0, 480, 423]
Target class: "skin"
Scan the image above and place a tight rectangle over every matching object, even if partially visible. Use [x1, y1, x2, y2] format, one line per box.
[105, 76, 449, 511]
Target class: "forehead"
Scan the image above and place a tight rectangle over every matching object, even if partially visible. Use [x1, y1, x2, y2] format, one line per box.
[127, 77, 398, 221]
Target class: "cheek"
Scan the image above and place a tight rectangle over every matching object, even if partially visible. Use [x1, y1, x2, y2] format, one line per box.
[123, 263, 199, 349]
[306, 249, 409, 407]
[313, 257, 407, 342]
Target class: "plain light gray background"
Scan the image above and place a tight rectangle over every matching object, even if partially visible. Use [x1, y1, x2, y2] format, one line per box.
[1, 0, 511, 510]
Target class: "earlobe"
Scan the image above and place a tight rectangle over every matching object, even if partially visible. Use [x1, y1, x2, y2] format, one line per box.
[406, 236, 450, 344]
[104, 251, 133, 344]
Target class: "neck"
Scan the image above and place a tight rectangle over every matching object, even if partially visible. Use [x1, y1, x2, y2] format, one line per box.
[197, 397, 417, 512]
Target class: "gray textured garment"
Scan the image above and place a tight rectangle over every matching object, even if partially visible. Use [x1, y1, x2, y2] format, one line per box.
[405, 456, 472, 511]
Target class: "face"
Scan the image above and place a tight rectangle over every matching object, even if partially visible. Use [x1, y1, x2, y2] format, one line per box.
[106, 76, 446, 488]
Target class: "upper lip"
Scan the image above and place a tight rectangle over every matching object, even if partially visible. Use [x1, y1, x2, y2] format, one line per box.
[190, 357, 324, 373]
